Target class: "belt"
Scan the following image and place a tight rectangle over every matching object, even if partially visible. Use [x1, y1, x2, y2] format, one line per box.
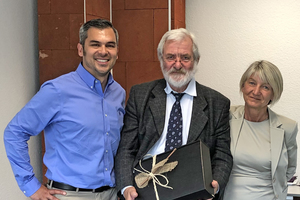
[48, 180, 111, 193]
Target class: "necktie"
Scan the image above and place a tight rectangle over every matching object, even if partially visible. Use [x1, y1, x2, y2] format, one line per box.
[165, 92, 185, 152]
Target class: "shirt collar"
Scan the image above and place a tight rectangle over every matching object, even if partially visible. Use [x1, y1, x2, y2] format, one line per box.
[76, 63, 114, 90]
[164, 78, 197, 97]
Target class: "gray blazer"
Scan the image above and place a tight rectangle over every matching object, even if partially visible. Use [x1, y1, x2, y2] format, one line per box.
[230, 105, 298, 199]
[115, 79, 233, 198]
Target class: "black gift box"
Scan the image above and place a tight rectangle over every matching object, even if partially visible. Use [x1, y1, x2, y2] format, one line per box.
[133, 140, 214, 200]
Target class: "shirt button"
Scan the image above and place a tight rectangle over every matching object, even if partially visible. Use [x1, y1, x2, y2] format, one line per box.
[106, 132, 109, 135]
[105, 168, 108, 171]
[95, 80, 98, 83]
[106, 150, 108, 153]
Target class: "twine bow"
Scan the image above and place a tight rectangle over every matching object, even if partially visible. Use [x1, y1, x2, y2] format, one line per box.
[134, 149, 178, 200]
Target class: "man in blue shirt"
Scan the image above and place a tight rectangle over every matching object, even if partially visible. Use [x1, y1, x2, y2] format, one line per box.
[4, 18, 125, 200]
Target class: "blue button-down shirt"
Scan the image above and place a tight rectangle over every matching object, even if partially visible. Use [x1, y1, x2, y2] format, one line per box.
[4, 63, 125, 197]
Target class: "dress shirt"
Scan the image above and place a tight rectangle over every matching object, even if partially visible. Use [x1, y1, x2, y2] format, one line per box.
[146, 78, 196, 156]
[4, 63, 125, 197]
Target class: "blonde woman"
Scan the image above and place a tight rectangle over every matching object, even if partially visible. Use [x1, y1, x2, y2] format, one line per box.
[224, 60, 298, 200]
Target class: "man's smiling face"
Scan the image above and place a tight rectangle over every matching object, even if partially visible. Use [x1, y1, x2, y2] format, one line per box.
[77, 27, 118, 81]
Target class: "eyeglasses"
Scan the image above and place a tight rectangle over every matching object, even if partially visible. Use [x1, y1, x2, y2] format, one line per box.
[164, 54, 193, 63]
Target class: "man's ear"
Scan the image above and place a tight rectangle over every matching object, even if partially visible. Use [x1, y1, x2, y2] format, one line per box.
[117, 46, 119, 59]
[77, 43, 83, 57]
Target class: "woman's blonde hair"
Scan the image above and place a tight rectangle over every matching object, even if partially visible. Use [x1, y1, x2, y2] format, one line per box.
[239, 60, 283, 105]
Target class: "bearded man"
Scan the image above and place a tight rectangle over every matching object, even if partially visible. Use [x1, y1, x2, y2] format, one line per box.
[115, 28, 233, 200]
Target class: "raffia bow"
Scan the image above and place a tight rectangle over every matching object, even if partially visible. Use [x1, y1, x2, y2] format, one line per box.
[134, 149, 178, 200]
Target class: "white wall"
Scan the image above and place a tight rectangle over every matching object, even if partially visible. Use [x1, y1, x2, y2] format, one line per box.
[0, 1, 41, 199]
[187, 0, 300, 175]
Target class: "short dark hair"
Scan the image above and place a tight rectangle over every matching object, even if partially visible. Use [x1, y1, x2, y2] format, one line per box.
[79, 18, 119, 47]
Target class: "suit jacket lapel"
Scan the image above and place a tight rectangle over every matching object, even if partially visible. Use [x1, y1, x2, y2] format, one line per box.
[230, 106, 245, 157]
[187, 84, 208, 142]
[230, 118, 244, 157]
[148, 81, 167, 136]
[269, 108, 284, 177]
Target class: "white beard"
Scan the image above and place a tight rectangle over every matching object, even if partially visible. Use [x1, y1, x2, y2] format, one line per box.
[161, 63, 197, 89]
